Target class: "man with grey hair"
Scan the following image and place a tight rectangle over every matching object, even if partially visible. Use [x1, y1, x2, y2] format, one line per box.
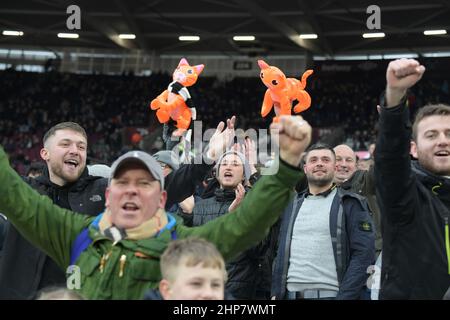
[333, 144, 382, 257]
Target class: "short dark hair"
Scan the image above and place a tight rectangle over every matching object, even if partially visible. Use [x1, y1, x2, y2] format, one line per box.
[43, 122, 87, 146]
[303, 143, 336, 164]
[412, 104, 450, 141]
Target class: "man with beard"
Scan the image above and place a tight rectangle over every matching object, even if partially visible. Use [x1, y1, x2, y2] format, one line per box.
[272, 143, 375, 300]
[375, 58, 450, 299]
[0, 122, 105, 300]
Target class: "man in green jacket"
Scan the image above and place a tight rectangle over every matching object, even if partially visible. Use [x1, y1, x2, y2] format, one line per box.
[0, 115, 312, 300]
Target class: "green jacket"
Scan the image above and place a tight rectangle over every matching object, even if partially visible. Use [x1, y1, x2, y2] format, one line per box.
[0, 147, 299, 299]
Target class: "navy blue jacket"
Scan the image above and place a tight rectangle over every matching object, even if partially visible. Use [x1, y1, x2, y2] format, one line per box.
[271, 188, 375, 300]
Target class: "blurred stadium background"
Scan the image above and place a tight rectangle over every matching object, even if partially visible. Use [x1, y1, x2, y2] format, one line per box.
[1, 0, 449, 174]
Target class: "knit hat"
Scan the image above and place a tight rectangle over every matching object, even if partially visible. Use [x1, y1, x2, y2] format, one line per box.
[216, 150, 251, 183]
[110, 150, 164, 189]
[153, 150, 180, 171]
[88, 164, 111, 178]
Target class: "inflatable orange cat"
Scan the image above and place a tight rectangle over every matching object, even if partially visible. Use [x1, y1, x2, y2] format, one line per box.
[150, 58, 204, 135]
[258, 60, 313, 122]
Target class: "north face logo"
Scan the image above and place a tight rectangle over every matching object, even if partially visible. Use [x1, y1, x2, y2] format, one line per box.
[89, 195, 102, 202]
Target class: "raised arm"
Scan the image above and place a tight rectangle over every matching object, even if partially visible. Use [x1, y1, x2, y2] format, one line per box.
[375, 59, 425, 224]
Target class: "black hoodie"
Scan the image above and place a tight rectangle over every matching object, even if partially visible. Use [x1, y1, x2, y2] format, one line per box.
[0, 167, 107, 300]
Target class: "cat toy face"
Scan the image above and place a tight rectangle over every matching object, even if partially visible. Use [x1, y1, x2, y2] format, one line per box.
[173, 60, 204, 87]
[259, 65, 287, 91]
[257, 59, 313, 122]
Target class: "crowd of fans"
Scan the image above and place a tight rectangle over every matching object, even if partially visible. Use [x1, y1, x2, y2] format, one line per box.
[1, 63, 448, 174]
[0, 58, 449, 301]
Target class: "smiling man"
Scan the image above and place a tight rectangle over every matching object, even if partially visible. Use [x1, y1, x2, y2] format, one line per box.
[333, 144, 382, 257]
[333, 145, 358, 185]
[0, 122, 108, 300]
[375, 58, 450, 299]
[272, 143, 375, 300]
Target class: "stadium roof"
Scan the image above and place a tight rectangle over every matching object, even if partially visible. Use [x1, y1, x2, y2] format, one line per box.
[1, 0, 449, 57]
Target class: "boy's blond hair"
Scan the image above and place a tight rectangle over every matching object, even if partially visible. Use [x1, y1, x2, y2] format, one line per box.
[37, 286, 85, 300]
[161, 237, 227, 282]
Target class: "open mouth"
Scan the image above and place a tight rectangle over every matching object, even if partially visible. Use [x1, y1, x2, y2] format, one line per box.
[435, 150, 449, 157]
[224, 172, 234, 178]
[122, 202, 139, 211]
[64, 159, 79, 168]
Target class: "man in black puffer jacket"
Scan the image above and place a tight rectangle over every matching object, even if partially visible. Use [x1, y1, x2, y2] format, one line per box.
[178, 150, 278, 299]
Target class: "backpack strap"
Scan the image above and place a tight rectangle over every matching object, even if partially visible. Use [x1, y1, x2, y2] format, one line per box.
[69, 214, 102, 265]
[157, 213, 177, 240]
[69, 228, 92, 266]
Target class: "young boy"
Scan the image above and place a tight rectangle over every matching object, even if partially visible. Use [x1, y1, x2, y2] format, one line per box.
[157, 237, 227, 300]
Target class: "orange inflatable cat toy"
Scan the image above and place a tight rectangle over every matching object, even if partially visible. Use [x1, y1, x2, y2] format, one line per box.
[150, 58, 204, 135]
[258, 60, 313, 122]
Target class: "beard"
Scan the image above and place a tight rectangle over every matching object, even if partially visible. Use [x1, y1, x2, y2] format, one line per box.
[418, 152, 450, 176]
[49, 161, 83, 184]
[306, 171, 334, 187]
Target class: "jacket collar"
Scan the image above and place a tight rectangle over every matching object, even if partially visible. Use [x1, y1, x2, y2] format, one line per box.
[411, 161, 450, 201]
[36, 165, 100, 191]
[305, 184, 337, 198]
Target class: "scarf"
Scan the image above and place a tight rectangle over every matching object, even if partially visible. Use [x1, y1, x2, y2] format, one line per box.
[98, 208, 169, 242]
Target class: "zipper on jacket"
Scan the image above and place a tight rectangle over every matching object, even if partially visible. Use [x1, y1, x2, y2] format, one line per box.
[119, 254, 127, 277]
[99, 251, 112, 273]
[445, 217, 450, 275]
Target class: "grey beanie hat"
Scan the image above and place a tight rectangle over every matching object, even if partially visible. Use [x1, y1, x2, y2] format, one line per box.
[216, 150, 251, 183]
[153, 150, 180, 171]
[88, 164, 111, 178]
